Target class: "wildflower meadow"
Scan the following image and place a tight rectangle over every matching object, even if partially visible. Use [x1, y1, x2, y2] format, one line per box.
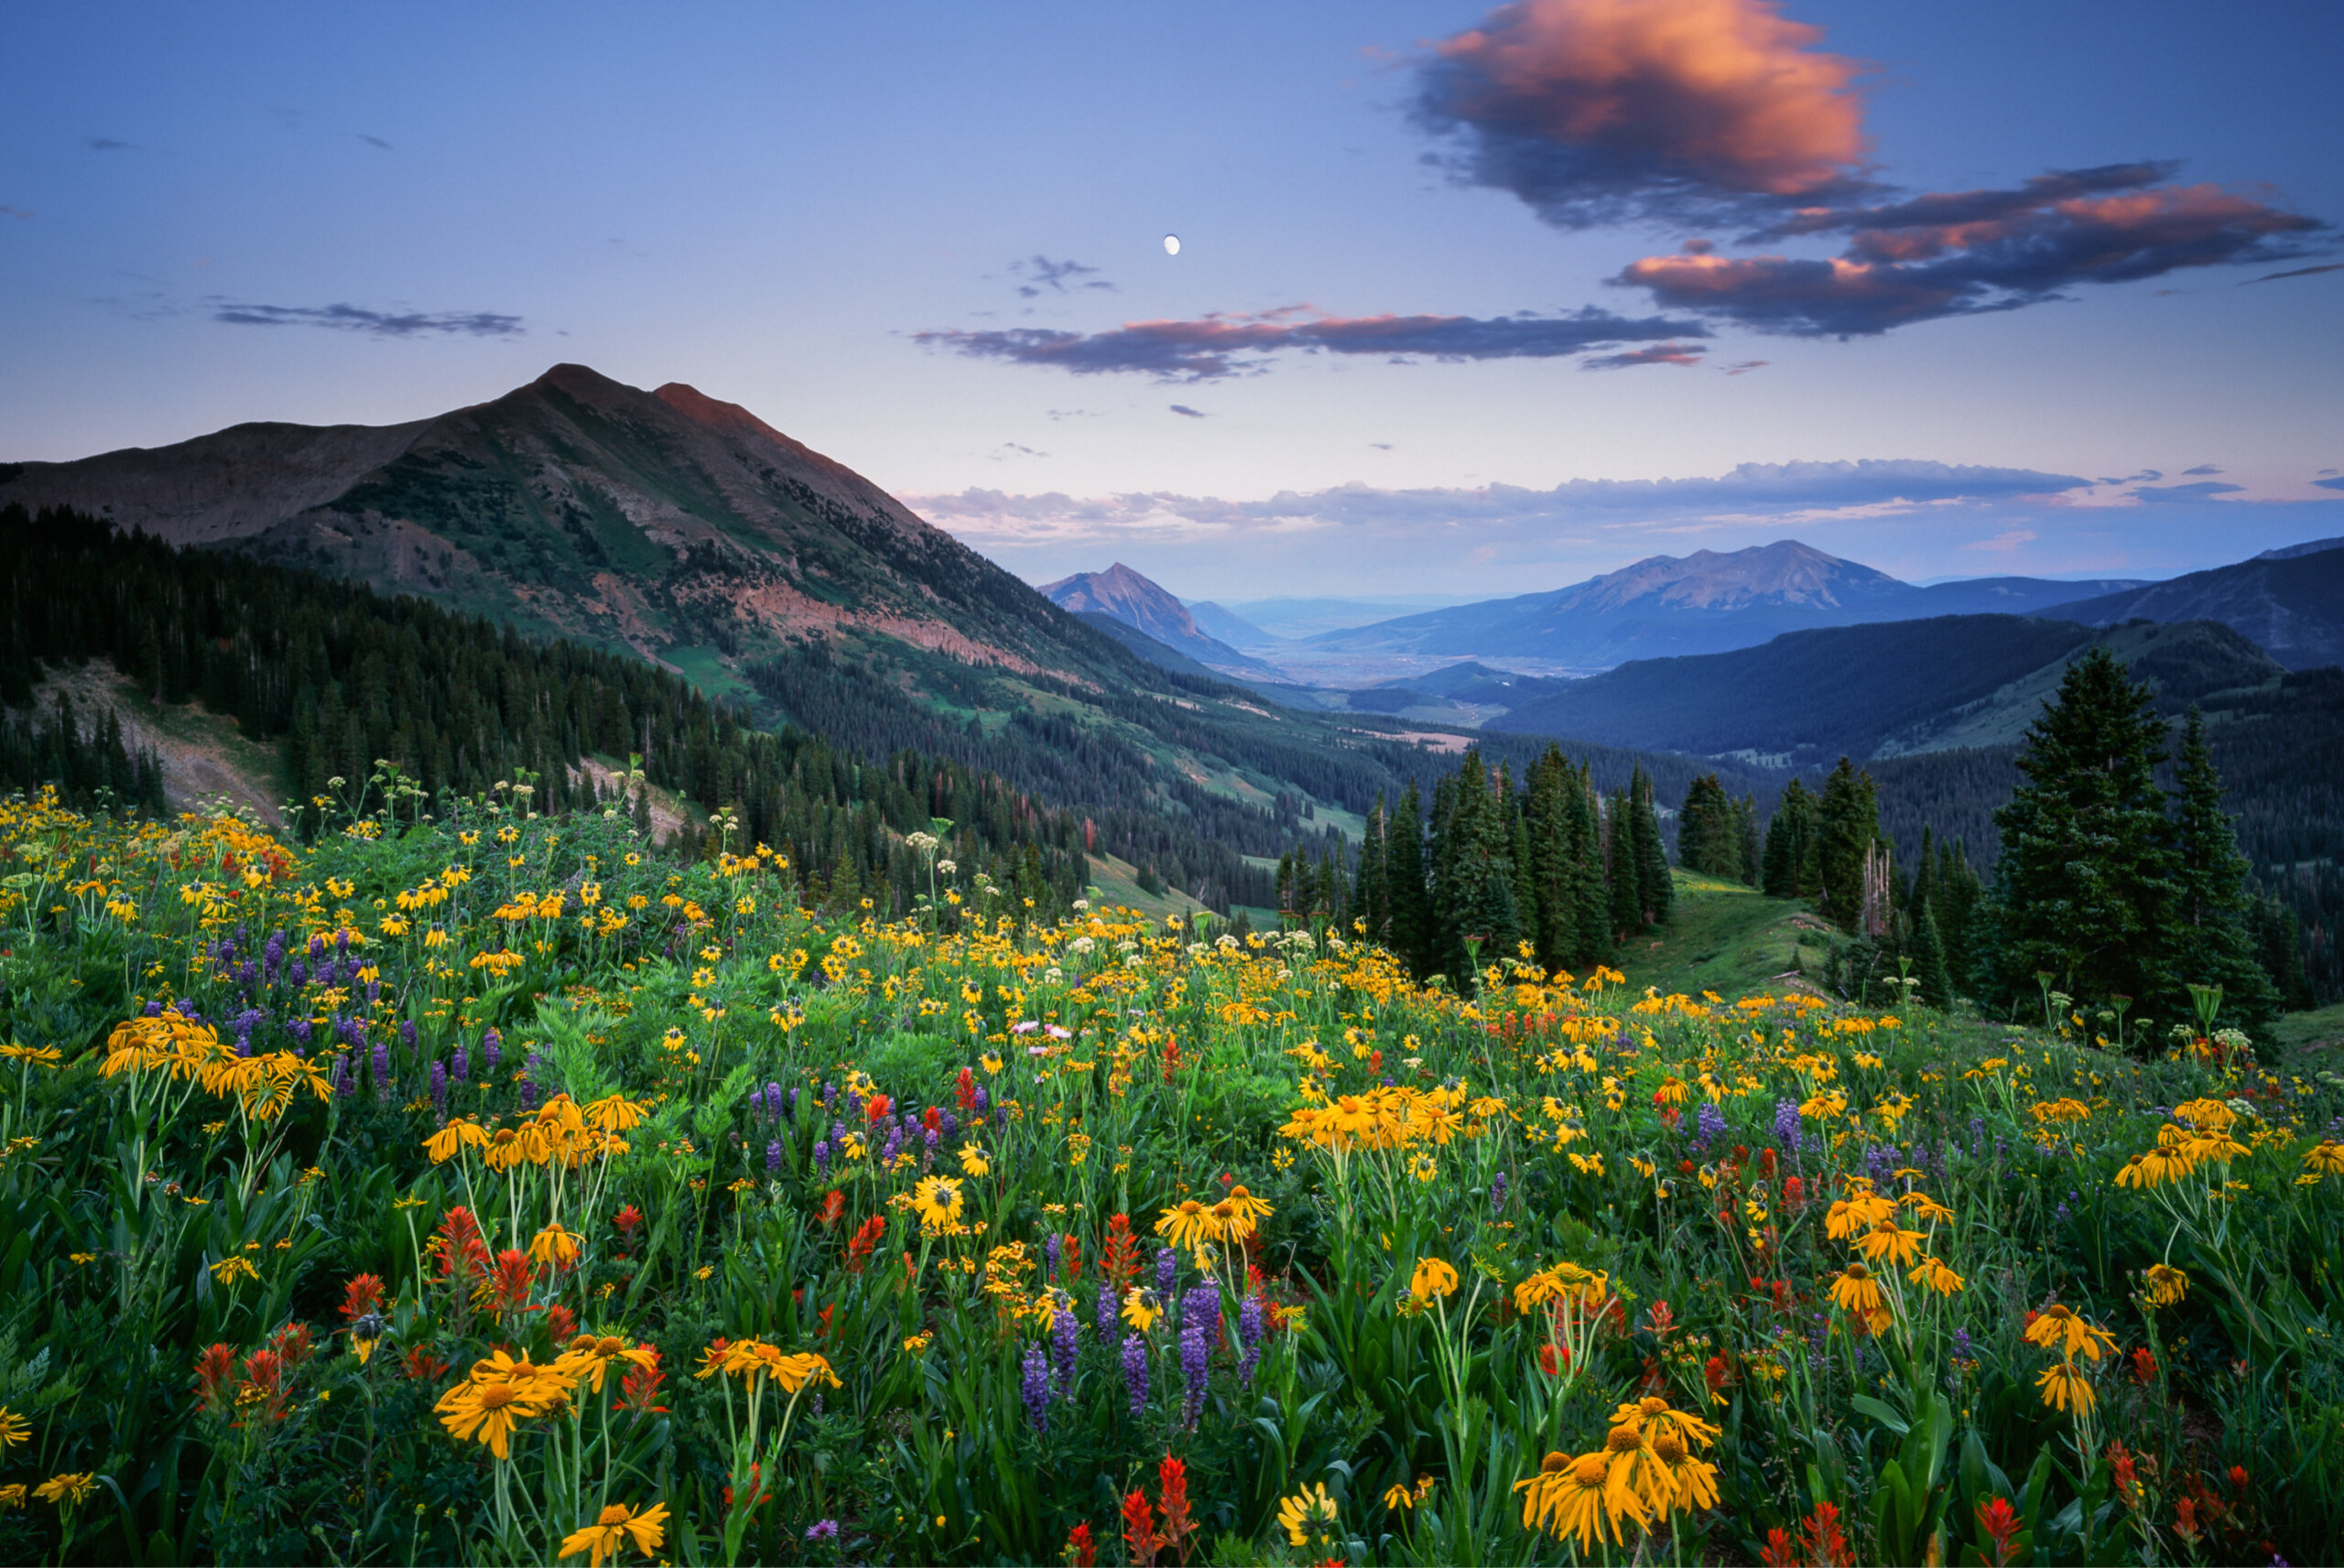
[0, 783, 2339, 1566]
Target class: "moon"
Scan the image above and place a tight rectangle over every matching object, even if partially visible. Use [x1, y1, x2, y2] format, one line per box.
[1162, 234, 1180, 255]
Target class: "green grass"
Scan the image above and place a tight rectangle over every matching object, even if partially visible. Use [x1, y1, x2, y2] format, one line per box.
[2273, 1000, 2344, 1054]
[1618, 869, 1831, 1000]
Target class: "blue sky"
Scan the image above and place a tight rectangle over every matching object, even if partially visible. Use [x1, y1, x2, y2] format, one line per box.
[4, 1, 2339, 598]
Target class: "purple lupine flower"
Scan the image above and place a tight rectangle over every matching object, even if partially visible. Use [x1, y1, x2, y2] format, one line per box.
[881, 1124, 902, 1165]
[308, 933, 325, 958]
[288, 1016, 312, 1045]
[767, 1139, 784, 1174]
[788, 1086, 800, 1119]
[144, 998, 164, 1017]
[973, 1086, 988, 1115]
[365, 979, 380, 1006]
[1046, 1234, 1063, 1276]
[843, 1089, 863, 1118]
[1097, 1280, 1121, 1340]
[400, 1020, 418, 1053]
[1491, 1170, 1510, 1214]
[450, 1045, 470, 1083]
[1952, 1326, 1973, 1360]
[939, 1108, 958, 1139]
[429, 1061, 448, 1117]
[1696, 1101, 1726, 1147]
[483, 1028, 502, 1076]
[517, 1074, 537, 1111]
[1021, 1343, 1050, 1432]
[1122, 1332, 1149, 1415]
[814, 1141, 830, 1174]
[371, 1040, 392, 1094]
[336, 928, 350, 955]
[1239, 1292, 1267, 1385]
[1156, 1245, 1177, 1296]
[288, 959, 308, 988]
[1773, 1099, 1801, 1145]
[331, 1051, 353, 1098]
[1051, 1289, 1079, 1394]
[1178, 1289, 1216, 1425]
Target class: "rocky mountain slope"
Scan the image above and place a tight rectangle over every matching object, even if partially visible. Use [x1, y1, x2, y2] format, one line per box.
[1039, 563, 1278, 677]
[2042, 546, 2344, 670]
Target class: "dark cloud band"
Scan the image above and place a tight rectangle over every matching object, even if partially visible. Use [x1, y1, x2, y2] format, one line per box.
[212, 303, 525, 338]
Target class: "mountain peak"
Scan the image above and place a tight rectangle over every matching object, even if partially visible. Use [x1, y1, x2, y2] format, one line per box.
[1039, 563, 1201, 641]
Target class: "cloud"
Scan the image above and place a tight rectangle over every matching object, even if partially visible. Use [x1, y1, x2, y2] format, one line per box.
[2314, 478, 2344, 492]
[84, 137, 136, 152]
[1168, 405, 1207, 418]
[914, 304, 1707, 381]
[2128, 481, 2245, 504]
[1011, 255, 1114, 298]
[1370, 441, 1395, 450]
[358, 134, 393, 150]
[1579, 341, 1704, 369]
[907, 457, 2092, 544]
[1965, 527, 2037, 553]
[2181, 464, 2223, 476]
[2246, 262, 2343, 283]
[1415, 0, 1874, 230]
[211, 302, 526, 337]
[990, 442, 1048, 460]
[1720, 359, 1768, 374]
[1614, 174, 2326, 335]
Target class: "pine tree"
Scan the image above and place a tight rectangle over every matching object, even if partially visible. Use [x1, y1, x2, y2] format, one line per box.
[1606, 791, 1642, 938]
[1980, 647, 2181, 1019]
[1815, 758, 1879, 925]
[1354, 795, 1390, 944]
[1733, 793, 1761, 887]
[1387, 783, 1432, 976]
[1762, 779, 1816, 898]
[1631, 768, 1673, 926]
[2169, 707, 2281, 1027]
[1677, 773, 1738, 879]
[1913, 901, 1953, 1010]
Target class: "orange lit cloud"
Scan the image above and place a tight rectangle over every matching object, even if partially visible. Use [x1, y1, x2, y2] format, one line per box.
[1416, 0, 1872, 227]
[1617, 168, 2324, 334]
[915, 305, 1706, 381]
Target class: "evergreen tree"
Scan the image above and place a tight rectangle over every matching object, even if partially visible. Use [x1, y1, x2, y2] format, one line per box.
[1353, 795, 1391, 944]
[1980, 647, 2181, 1019]
[1630, 767, 1673, 926]
[1677, 773, 1739, 879]
[1733, 793, 1761, 887]
[2169, 708, 2281, 1026]
[1606, 792, 1642, 938]
[1912, 901, 1953, 1010]
[1814, 758, 1879, 925]
[1761, 779, 1817, 898]
[1386, 782, 1432, 976]
[1568, 768, 1612, 964]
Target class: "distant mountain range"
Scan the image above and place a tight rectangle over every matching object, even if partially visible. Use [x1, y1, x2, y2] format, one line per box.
[1291, 539, 2151, 665]
[1038, 564, 1279, 677]
[2038, 546, 2344, 670]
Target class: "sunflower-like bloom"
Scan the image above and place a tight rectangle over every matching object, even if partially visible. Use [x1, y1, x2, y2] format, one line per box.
[2171, 1098, 2238, 1134]
[528, 1224, 584, 1271]
[1600, 1423, 1665, 1517]
[1515, 1262, 1608, 1314]
[557, 1335, 659, 1394]
[2139, 1263, 2189, 1309]
[911, 1175, 964, 1232]
[958, 1142, 992, 1177]
[1898, 1190, 1957, 1224]
[1829, 1264, 1886, 1319]
[1649, 1430, 1720, 1514]
[425, 1119, 493, 1163]
[2303, 1141, 2344, 1177]
[0, 1407, 28, 1448]
[1221, 1183, 1275, 1228]
[1856, 1220, 1929, 1268]
[1907, 1257, 1966, 1296]
[1609, 1396, 1721, 1454]
[2036, 1358, 2096, 1416]
[582, 1093, 648, 1133]
[1122, 1287, 1162, 1333]
[1824, 1188, 1898, 1241]
[33, 1473, 94, 1507]
[436, 1376, 541, 1459]
[1275, 1481, 1340, 1547]
[1155, 1199, 1219, 1251]
[2024, 1304, 2118, 1363]
[558, 1499, 669, 1566]
[1517, 1450, 1643, 1550]
[1409, 1257, 1460, 1304]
